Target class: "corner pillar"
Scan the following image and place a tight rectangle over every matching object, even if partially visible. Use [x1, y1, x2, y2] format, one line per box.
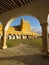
[41, 23, 48, 55]
[1, 29, 7, 49]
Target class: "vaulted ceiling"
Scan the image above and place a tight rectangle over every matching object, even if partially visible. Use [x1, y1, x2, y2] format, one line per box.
[0, 0, 33, 14]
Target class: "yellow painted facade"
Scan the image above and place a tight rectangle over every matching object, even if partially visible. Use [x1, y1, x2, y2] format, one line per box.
[20, 19, 30, 32]
[0, 19, 39, 37]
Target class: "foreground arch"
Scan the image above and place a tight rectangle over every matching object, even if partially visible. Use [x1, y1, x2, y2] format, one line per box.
[0, 0, 49, 56]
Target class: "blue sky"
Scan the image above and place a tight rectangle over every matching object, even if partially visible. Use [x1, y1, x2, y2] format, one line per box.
[10, 16, 40, 28]
[0, 15, 49, 34]
[10, 16, 41, 34]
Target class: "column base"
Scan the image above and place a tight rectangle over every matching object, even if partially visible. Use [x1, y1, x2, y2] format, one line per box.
[2, 45, 7, 49]
[41, 52, 47, 56]
[41, 50, 48, 56]
[47, 49, 49, 57]
[48, 49, 49, 52]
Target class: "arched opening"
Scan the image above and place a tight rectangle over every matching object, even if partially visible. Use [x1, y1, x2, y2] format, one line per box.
[12, 34, 16, 39]
[5, 15, 42, 49]
[7, 34, 12, 40]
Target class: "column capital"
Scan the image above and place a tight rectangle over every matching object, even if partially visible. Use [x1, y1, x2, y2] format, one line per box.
[40, 23, 48, 27]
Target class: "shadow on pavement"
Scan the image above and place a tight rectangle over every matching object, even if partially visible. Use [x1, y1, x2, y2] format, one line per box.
[0, 54, 49, 65]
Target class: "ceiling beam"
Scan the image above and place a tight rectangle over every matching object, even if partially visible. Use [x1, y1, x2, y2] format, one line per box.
[20, 0, 25, 5]
[17, 0, 22, 6]
[0, 0, 32, 14]
[18, 0, 23, 5]
[11, 0, 18, 8]
[14, 0, 21, 7]
[7, 0, 15, 9]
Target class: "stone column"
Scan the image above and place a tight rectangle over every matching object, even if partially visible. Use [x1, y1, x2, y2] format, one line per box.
[41, 23, 48, 55]
[1, 29, 7, 49]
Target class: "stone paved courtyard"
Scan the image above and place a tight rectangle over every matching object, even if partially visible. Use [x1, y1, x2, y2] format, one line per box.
[0, 43, 49, 65]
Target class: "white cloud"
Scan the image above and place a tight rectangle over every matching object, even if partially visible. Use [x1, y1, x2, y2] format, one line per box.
[31, 26, 49, 34]
[31, 26, 42, 34]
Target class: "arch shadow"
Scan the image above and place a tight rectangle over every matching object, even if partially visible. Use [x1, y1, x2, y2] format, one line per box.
[0, 54, 49, 65]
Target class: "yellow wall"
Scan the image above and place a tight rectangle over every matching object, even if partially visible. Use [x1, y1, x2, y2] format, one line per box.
[0, 19, 39, 36]
[20, 19, 31, 32]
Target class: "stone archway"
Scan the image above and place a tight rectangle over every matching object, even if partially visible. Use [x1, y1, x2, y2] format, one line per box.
[0, 13, 48, 57]
[4, 15, 40, 40]
[0, 14, 48, 56]
[4, 15, 41, 47]
[0, 0, 48, 56]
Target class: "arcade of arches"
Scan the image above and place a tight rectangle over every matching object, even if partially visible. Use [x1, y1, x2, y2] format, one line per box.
[0, 0, 49, 56]
[0, 18, 40, 40]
